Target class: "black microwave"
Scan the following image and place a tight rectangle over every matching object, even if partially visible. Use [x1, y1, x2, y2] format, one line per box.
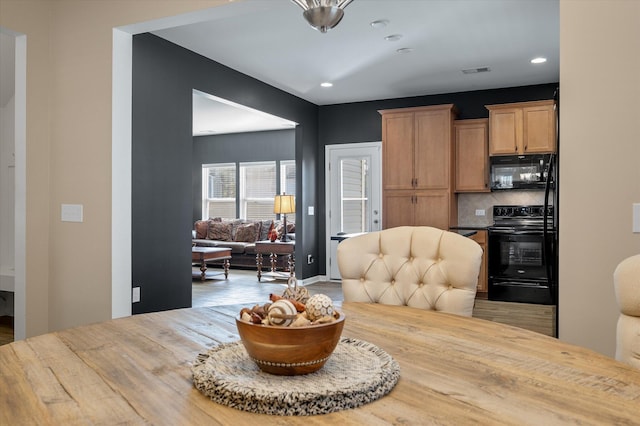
[490, 154, 554, 191]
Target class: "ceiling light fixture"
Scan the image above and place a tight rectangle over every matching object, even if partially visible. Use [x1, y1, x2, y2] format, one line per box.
[531, 57, 547, 64]
[396, 47, 413, 54]
[321, 82, 333, 88]
[292, 0, 355, 33]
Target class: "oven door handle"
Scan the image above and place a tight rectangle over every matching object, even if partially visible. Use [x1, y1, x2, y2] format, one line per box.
[489, 229, 543, 235]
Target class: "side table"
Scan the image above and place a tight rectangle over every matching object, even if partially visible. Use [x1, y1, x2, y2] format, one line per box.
[254, 241, 295, 282]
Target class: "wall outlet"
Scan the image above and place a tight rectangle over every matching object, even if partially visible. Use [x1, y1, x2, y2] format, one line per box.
[475, 209, 486, 216]
[307, 254, 314, 264]
[132, 287, 140, 303]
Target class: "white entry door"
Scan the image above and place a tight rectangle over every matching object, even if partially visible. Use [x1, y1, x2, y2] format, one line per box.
[325, 142, 382, 280]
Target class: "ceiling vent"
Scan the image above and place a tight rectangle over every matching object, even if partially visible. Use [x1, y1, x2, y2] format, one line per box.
[462, 67, 491, 74]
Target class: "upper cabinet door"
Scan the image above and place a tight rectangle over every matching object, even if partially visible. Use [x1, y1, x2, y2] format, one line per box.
[415, 109, 451, 190]
[523, 103, 556, 153]
[487, 100, 556, 156]
[488, 107, 522, 155]
[382, 112, 415, 190]
[455, 119, 489, 192]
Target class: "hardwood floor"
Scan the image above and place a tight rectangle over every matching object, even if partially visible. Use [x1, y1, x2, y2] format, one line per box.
[193, 267, 557, 337]
[0, 269, 555, 347]
[473, 299, 556, 337]
[192, 268, 343, 308]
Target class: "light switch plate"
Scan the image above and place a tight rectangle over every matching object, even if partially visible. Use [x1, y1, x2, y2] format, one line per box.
[633, 203, 640, 233]
[308, 206, 314, 216]
[61, 204, 83, 222]
[475, 209, 485, 216]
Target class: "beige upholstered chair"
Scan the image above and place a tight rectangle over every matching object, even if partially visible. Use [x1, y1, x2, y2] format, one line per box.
[337, 226, 483, 317]
[614, 254, 640, 369]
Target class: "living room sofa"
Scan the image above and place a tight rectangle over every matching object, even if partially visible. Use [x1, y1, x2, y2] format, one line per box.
[192, 218, 294, 269]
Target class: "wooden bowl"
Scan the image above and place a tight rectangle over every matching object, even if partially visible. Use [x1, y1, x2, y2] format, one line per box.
[236, 313, 345, 375]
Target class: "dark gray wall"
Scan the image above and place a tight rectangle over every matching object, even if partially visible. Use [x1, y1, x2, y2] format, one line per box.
[132, 34, 317, 314]
[192, 129, 295, 221]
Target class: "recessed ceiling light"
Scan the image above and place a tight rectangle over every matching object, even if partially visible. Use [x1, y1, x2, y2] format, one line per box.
[396, 48, 413, 54]
[531, 57, 547, 64]
[370, 19, 389, 29]
[321, 82, 333, 88]
[385, 34, 402, 42]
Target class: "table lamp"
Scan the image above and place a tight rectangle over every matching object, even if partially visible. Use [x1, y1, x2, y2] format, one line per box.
[273, 193, 295, 242]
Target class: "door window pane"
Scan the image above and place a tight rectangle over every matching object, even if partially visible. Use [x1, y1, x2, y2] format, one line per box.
[341, 158, 369, 233]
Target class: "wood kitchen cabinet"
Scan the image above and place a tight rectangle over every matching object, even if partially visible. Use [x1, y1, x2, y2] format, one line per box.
[383, 191, 451, 230]
[486, 100, 556, 156]
[380, 104, 457, 229]
[469, 230, 488, 294]
[454, 119, 489, 192]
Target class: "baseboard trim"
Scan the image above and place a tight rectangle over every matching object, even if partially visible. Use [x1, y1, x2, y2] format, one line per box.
[299, 275, 328, 286]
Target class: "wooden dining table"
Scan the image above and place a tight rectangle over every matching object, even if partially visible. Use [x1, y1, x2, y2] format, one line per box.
[1, 302, 639, 425]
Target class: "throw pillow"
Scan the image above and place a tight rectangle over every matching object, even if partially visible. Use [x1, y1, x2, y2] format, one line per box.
[194, 220, 209, 239]
[207, 221, 233, 241]
[259, 219, 273, 241]
[275, 221, 296, 238]
[235, 222, 259, 242]
[222, 219, 244, 240]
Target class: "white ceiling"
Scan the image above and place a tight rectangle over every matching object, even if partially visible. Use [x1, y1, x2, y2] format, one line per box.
[0, 1, 560, 135]
[154, 0, 558, 136]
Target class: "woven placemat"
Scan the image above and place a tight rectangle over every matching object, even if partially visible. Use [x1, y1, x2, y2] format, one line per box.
[192, 337, 400, 416]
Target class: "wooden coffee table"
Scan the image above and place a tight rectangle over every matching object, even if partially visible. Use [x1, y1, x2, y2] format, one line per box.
[191, 247, 232, 281]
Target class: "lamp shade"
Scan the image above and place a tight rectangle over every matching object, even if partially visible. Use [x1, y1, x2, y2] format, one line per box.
[274, 194, 295, 215]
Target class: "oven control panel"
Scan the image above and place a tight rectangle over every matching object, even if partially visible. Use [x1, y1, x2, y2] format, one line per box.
[493, 205, 553, 219]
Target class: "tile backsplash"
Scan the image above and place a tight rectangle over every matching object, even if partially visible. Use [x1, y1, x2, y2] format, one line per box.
[457, 191, 547, 227]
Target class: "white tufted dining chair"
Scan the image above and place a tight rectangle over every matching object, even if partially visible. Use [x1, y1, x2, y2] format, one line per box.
[614, 254, 640, 369]
[337, 226, 483, 317]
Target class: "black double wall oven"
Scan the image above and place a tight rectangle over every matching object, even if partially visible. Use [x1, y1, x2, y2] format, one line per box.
[488, 205, 557, 305]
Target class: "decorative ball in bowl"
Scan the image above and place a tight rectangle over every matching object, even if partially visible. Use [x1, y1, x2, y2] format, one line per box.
[236, 312, 345, 376]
